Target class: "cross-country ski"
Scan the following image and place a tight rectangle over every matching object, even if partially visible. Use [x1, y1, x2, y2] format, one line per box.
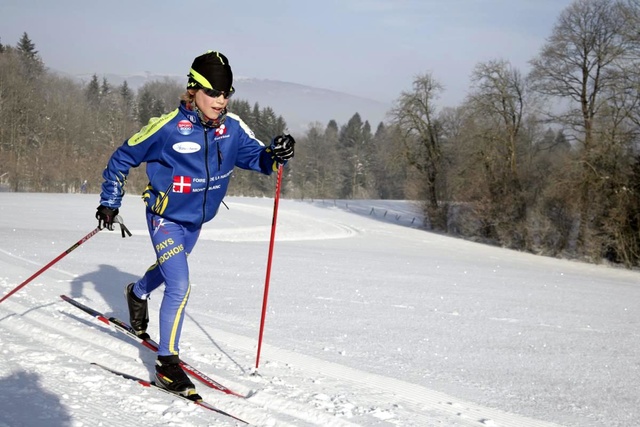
[91, 362, 249, 424]
[60, 294, 252, 398]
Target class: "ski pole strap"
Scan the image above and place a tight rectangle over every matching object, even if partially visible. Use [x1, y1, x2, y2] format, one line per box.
[114, 215, 132, 238]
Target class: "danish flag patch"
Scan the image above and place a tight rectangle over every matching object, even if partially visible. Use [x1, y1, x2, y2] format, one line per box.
[172, 176, 192, 193]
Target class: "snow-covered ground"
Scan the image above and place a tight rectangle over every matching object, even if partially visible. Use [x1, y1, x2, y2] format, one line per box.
[0, 193, 638, 427]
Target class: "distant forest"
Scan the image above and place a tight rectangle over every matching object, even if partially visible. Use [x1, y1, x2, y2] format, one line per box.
[3, 0, 640, 267]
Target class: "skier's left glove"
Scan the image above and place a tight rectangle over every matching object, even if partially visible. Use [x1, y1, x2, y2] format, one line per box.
[268, 134, 296, 164]
[96, 205, 119, 231]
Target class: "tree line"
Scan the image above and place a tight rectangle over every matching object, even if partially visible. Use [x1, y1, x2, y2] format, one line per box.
[0, 33, 290, 195]
[2, 0, 640, 266]
[291, 0, 640, 267]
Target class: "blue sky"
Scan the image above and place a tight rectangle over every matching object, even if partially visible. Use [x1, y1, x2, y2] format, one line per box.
[0, 0, 573, 105]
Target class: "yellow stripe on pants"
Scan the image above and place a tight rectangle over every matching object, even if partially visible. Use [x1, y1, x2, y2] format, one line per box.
[169, 283, 191, 355]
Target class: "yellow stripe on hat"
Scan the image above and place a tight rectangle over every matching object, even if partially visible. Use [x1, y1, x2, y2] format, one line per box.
[189, 68, 213, 90]
[206, 50, 228, 65]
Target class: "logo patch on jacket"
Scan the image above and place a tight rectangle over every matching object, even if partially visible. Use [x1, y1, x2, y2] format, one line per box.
[172, 141, 201, 154]
[215, 124, 227, 137]
[172, 176, 192, 193]
[177, 120, 194, 135]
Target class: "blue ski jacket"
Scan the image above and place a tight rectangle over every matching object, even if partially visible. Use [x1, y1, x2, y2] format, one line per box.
[100, 102, 276, 229]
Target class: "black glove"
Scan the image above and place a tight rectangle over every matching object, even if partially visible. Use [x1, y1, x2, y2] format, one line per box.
[96, 205, 119, 231]
[269, 134, 296, 163]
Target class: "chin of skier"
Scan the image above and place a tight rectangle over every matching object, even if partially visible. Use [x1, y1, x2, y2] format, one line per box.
[95, 50, 295, 396]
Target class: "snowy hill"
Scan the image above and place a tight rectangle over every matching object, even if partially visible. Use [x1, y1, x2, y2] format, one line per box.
[1, 193, 638, 426]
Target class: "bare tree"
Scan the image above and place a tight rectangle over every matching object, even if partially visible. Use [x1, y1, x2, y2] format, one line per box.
[529, 0, 630, 255]
[0, 49, 24, 190]
[469, 60, 526, 179]
[390, 73, 446, 229]
[440, 59, 534, 248]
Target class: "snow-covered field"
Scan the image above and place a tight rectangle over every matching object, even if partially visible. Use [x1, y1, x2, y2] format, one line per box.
[0, 193, 638, 427]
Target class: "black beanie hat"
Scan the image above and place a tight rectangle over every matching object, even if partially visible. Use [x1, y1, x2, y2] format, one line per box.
[187, 50, 233, 92]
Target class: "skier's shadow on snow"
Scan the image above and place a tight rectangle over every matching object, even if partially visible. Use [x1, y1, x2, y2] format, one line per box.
[68, 264, 138, 321]
[67, 264, 157, 377]
[0, 370, 72, 426]
[67, 265, 246, 377]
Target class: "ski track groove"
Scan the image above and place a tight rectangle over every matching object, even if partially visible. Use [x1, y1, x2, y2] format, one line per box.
[0, 295, 362, 426]
[0, 300, 154, 427]
[1, 245, 563, 427]
[0, 254, 359, 426]
[188, 311, 565, 427]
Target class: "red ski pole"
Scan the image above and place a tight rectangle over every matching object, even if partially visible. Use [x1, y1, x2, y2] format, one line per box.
[0, 215, 131, 305]
[0, 226, 102, 304]
[255, 165, 284, 369]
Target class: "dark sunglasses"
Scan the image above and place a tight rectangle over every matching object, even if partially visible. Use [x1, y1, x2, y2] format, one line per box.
[202, 86, 234, 99]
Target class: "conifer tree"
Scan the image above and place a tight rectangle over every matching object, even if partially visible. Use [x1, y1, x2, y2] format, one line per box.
[101, 77, 111, 98]
[16, 32, 37, 58]
[86, 74, 101, 106]
[16, 32, 43, 77]
[119, 81, 134, 118]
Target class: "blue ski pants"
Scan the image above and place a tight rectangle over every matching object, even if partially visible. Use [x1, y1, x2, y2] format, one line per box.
[131, 212, 201, 356]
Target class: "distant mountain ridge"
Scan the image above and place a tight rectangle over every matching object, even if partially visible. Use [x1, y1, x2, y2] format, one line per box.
[73, 72, 392, 132]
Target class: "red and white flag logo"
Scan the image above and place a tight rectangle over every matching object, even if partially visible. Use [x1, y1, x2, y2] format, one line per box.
[172, 175, 192, 193]
[215, 124, 226, 136]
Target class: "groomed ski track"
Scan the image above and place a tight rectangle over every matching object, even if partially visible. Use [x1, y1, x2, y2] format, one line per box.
[1, 281, 562, 427]
[4, 194, 633, 426]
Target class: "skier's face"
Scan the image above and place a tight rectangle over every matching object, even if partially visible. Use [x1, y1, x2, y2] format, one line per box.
[194, 89, 229, 121]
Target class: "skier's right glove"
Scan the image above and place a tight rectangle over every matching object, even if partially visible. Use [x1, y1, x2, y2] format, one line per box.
[96, 205, 119, 231]
[268, 134, 296, 164]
